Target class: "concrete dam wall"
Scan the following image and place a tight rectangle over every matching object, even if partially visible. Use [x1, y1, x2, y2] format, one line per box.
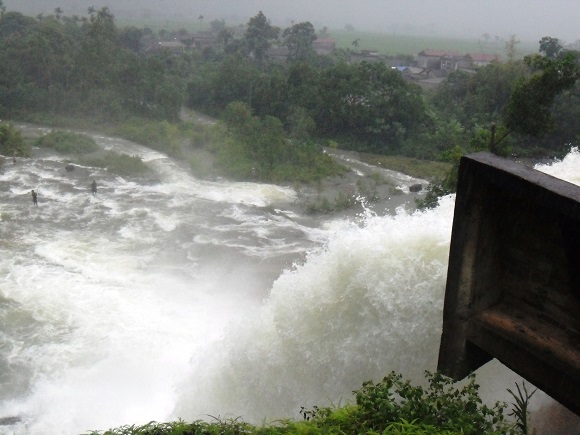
[437, 152, 579, 415]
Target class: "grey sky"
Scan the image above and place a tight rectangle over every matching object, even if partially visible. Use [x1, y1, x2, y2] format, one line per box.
[4, 0, 579, 43]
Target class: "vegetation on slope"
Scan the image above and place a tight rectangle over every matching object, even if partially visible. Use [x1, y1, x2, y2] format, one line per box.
[86, 372, 532, 435]
[1, 7, 577, 177]
[35, 130, 99, 154]
[0, 123, 30, 157]
[30, 128, 150, 176]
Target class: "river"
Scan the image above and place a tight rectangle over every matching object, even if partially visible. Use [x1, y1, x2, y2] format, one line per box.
[1, 127, 578, 434]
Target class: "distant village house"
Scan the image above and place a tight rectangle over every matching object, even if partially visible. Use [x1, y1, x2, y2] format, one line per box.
[145, 40, 187, 55]
[417, 49, 501, 72]
[313, 38, 336, 55]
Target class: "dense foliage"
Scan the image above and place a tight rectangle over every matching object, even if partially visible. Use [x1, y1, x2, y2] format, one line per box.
[219, 101, 347, 182]
[0, 6, 577, 188]
[35, 130, 99, 153]
[0, 8, 184, 122]
[1, 8, 577, 162]
[79, 150, 150, 176]
[0, 123, 30, 157]
[30, 128, 149, 175]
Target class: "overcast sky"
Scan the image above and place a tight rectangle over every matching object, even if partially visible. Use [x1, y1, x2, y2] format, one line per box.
[5, 0, 579, 43]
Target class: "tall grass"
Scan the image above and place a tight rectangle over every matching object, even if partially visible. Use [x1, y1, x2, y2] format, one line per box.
[79, 151, 150, 176]
[358, 153, 452, 180]
[114, 119, 191, 158]
[35, 130, 99, 154]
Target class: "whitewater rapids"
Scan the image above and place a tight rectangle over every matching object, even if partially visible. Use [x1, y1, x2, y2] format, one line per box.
[0, 129, 578, 434]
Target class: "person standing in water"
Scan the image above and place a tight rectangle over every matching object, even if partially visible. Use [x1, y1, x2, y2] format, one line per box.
[31, 190, 38, 206]
[91, 180, 97, 195]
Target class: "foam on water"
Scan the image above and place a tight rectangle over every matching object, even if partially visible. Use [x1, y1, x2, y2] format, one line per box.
[0, 130, 328, 434]
[1, 141, 578, 434]
[174, 197, 454, 422]
[535, 146, 580, 185]
[1, 243, 255, 434]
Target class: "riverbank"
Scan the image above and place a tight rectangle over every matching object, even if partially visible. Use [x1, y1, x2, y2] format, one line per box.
[5, 114, 451, 216]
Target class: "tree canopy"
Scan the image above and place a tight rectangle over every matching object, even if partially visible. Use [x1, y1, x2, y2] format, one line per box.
[282, 21, 316, 62]
[244, 11, 279, 64]
[0, 123, 30, 157]
[505, 50, 579, 138]
[0, 4, 577, 170]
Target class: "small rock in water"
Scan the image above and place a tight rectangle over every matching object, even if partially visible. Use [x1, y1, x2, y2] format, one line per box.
[409, 183, 422, 192]
[0, 416, 21, 425]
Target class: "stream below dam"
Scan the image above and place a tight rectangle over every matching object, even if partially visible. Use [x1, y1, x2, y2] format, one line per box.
[1, 126, 579, 434]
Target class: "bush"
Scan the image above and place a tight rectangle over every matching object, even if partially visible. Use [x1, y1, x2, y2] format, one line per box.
[79, 151, 150, 176]
[0, 123, 31, 157]
[114, 119, 184, 158]
[352, 371, 509, 434]
[35, 130, 99, 154]
[86, 371, 516, 435]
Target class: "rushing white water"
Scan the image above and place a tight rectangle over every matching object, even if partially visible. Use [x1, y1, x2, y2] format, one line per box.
[0, 132, 578, 434]
[535, 146, 580, 186]
[175, 197, 453, 422]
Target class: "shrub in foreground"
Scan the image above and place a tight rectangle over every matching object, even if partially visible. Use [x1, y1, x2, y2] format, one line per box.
[87, 371, 520, 435]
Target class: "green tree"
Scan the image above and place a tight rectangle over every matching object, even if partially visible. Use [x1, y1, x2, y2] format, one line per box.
[286, 61, 321, 114]
[251, 66, 288, 118]
[315, 61, 428, 151]
[254, 115, 286, 175]
[25, 18, 75, 112]
[222, 100, 254, 131]
[422, 39, 578, 209]
[0, 123, 30, 157]
[152, 81, 183, 121]
[282, 21, 316, 62]
[0, 12, 71, 113]
[244, 11, 279, 64]
[210, 19, 226, 33]
[72, 7, 121, 117]
[0, 11, 36, 38]
[118, 26, 143, 52]
[505, 34, 520, 63]
[286, 105, 316, 142]
[211, 54, 259, 111]
[505, 51, 579, 139]
[434, 62, 527, 127]
[73, 7, 119, 90]
[217, 28, 233, 50]
[544, 79, 580, 151]
[222, 102, 288, 178]
[539, 36, 563, 59]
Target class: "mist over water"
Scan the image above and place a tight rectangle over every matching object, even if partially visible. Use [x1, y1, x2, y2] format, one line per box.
[1, 133, 578, 433]
[175, 197, 453, 422]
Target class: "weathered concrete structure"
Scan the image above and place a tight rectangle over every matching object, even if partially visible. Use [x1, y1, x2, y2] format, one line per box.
[438, 152, 580, 415]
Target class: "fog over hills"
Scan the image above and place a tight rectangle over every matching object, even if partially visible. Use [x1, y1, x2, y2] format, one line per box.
[3, 0, 579, 43]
